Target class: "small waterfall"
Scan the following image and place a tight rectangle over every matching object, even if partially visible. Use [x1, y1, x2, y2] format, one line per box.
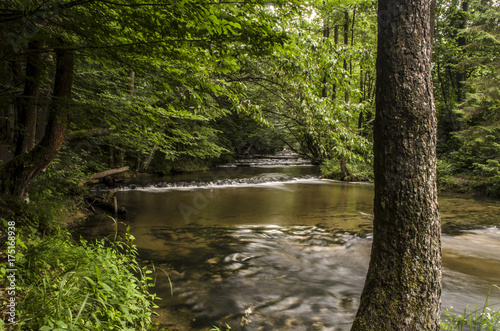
[92, 154, 317, 192]
[117, 173, 319, 192]
[219, 153, 312, 167]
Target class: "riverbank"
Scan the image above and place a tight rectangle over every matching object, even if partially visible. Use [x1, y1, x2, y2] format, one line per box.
[319, 157, 500, 199]
[0, 192, 158, 330]
[438, 175, 500, 199]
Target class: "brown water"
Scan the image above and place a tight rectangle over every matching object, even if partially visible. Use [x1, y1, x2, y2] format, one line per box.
[87, 166, 500, 330]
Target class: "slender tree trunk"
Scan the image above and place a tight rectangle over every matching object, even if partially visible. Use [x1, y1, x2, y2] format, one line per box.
[0, 47, 74, 198]
[333, 25, 339, 100]
[436, 61, 458, 131]
[141, 143, 158, 172]
[129, 69, 135, 96]
[350, 9, 356, 77]
[109, 145, 115, 168]
[358, 65, 365, 130]
[343, 10, 349, 104]
[340, 10, 350, 179]
[321, 19, 330, 98]
[351, 0, 441, 329]
[15, 41, 43, 155]
[456, 0, 469, 102]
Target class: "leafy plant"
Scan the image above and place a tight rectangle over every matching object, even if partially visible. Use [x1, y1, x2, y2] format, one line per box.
[13, 228, 158, 330]
[210, 307, 253, 331]
[321, 158, 374, 182]
[441, 285, 500, 331]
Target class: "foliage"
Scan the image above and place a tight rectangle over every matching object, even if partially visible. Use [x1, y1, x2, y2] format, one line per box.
[225, 1, 376, 164]
[441, 285, 500, 331]
[10, 228, 158, 330]
[432, 0, 500, 196]
[0, 0, 298, 184]
[321, 158, 373, 182]
[436, 158, 465, 192]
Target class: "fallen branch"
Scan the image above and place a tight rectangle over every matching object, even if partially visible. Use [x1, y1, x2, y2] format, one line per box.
[91, 166, 130, 180]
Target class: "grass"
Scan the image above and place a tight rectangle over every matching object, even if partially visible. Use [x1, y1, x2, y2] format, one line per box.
[1, 223, 158, 330]
[441, 285, 500, 331]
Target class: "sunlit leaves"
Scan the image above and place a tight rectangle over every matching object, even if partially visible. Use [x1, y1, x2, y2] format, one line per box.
[230, 2, 374, 163]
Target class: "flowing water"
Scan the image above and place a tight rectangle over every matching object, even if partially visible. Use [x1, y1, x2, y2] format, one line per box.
[86, 164, 500, 330]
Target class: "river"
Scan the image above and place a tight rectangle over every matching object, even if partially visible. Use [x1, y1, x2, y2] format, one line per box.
[87, 164, 500, 330]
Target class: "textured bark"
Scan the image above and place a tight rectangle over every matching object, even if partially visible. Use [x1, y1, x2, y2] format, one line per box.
[351, 0, 441, 329]
[15, 41, 42, 155]
[0, 47, 74, 198]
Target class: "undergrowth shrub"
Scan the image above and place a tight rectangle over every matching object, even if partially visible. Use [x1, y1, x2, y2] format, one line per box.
[12, 229, 157, 330]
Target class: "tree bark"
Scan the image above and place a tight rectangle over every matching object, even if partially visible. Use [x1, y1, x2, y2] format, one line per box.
[36, 71, 52, 144]
[351, 0, 441, 329]
[321, 17, 330, 98]
[0, 62, 11, 141]
[15, 41, 43, 155]
[333, 25, 339, 100]
[6, 60, 23, 144]
[129, 69, 135, 96]
[91, 166, 130, 180]
[141, 144, 158, 172]
[340, 10, 350, 179]
[456, 0, 469, 102]
[343, 10, 349, 104]
[0, 47, 74, 198]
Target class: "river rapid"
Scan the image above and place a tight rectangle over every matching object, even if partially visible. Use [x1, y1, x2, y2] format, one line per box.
[85, 164, 500, 330]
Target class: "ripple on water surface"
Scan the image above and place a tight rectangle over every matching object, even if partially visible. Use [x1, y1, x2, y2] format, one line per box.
[84, 169, 500, 330]
[139, 225, 371, 330]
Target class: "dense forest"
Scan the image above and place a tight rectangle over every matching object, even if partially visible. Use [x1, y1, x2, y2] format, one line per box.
[0, 0, 499, 329]
[1, 0, 499, 196]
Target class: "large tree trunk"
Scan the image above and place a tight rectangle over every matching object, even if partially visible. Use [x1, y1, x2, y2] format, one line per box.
[0, 47, 74, 198]
[15, 41, 42, 155]
[2, 60, 23, 144]
[36, 71, 53, 144]
[351, 0, 441, 329]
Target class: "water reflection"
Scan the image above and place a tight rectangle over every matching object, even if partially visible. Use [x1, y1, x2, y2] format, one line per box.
[88, 167, 500, 330]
